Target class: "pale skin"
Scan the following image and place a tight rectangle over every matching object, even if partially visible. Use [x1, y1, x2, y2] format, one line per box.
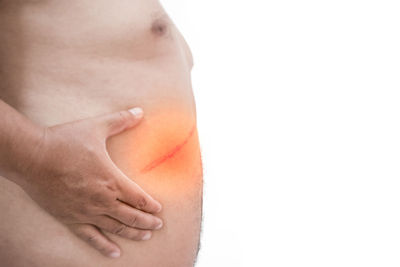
[0, 100, 163, 258]
[0, 1, 202, 266]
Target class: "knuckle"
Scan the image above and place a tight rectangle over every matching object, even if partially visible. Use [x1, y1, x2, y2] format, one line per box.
[117, 111, 132, 124]
[113, 224, 127, 235]
[83, 142, 97, 154]
[80, 144, 102, 165]
[86, 233, 99, 244]
[90, 193, 108, 208]
[85, 206, 103, 217]
[77, 132, 99, 151]
[77, 204, 93, 217]
[127, 214, 138, 227]
[136, 196, 148, 210]
[104, 180, 118, 193]
[89, 189, 113, 208]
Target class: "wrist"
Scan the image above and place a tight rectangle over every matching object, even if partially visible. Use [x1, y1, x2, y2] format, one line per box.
[3, 123, 46, 187]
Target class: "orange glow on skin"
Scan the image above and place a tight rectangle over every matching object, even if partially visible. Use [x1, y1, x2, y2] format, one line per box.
[107, 109, 202, 198]
[140, 125, 196, 173]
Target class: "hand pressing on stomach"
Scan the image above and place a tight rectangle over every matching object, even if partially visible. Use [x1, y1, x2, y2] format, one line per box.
[0, 102, 163, 258]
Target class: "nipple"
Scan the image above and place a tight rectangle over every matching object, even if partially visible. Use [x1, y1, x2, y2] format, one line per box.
[151, 18, 169, 37]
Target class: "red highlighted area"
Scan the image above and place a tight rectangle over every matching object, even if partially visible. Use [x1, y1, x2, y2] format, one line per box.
[141, 125, 196, 173]
[107, 108, 202, 192]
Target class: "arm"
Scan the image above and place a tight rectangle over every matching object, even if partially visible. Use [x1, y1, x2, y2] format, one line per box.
[0, 100, 45, 182]
[0, 99, 163, 258]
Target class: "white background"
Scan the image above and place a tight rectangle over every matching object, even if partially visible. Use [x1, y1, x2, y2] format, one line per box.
[161, 1, 400, 266]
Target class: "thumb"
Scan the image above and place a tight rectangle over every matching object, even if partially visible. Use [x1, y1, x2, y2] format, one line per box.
[97, 107, 144, 138]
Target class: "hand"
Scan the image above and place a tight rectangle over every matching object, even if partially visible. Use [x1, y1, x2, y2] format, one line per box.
[19, 108, 163, 258]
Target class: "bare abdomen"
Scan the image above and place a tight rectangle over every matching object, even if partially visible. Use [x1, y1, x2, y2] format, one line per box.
[0, 1, 201, 265]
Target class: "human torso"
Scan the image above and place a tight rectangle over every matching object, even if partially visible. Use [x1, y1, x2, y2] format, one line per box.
[0, 1, 202, 266]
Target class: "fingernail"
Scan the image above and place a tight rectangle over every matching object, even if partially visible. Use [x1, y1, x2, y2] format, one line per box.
[109, 251, 121, 258]
[155, 220, 163, 230]
[142, 232, 152, 240]
[156, 203, 162, 213]
[128, 107, 143, 118]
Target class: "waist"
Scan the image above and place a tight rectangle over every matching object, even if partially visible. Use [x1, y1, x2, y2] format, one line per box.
[7, 76, 194, 127]
[1, 37, 194, 124]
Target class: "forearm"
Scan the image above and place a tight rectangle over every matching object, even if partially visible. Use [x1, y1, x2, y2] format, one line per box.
[0, 99, 44, 184]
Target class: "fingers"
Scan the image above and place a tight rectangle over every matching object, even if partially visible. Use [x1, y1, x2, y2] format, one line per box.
[70, 224, 121, 258]
[93, 215, 153, 241]
[94, 107, 144, 138]
[110, 202, 163, 230]
[105, 161, 162, 213]
[117, 176, 162, 214]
